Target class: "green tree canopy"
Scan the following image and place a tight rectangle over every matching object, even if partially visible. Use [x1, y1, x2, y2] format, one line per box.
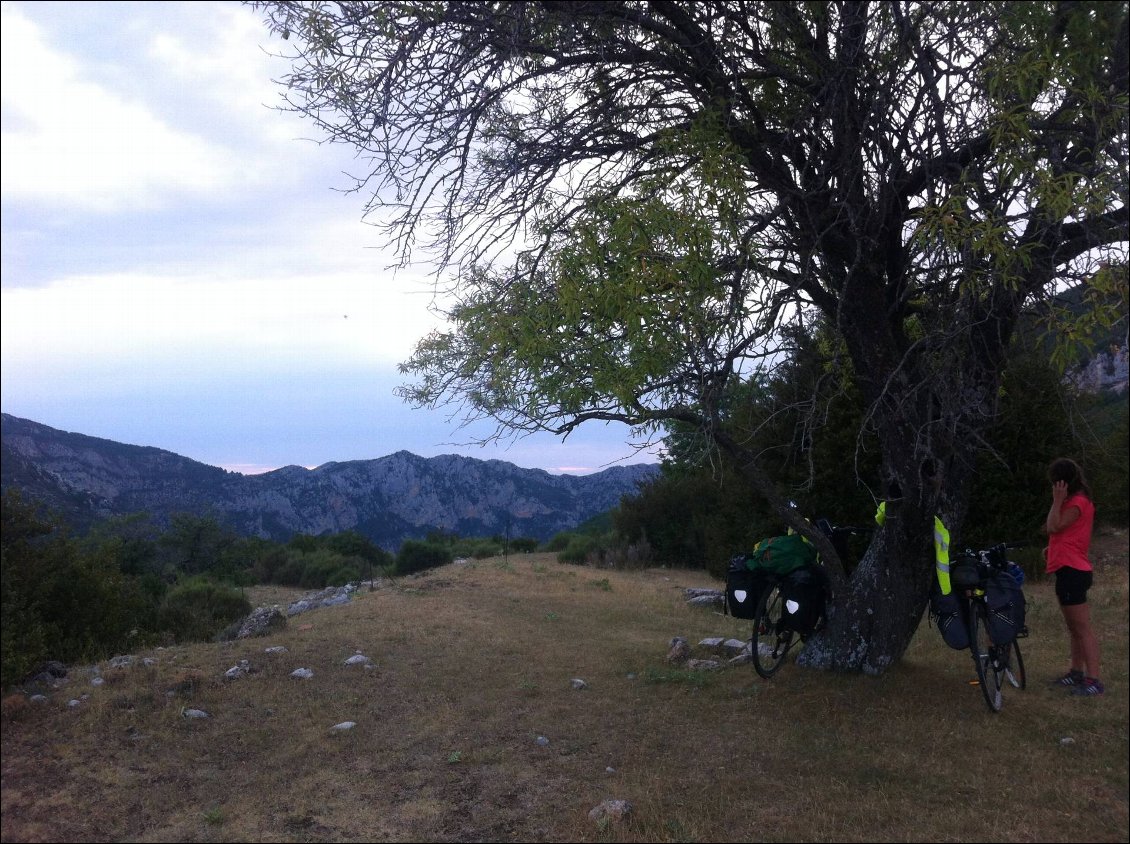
[256, 1, 1128, 673]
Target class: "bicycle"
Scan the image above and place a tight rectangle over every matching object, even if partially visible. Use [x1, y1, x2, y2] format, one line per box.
[727, 520, 871, 679]
[949, 543, 1028, 713]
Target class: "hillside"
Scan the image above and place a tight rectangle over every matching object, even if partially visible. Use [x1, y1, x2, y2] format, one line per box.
[0, 413, 657, 547]
[1, 533, 1126, 842]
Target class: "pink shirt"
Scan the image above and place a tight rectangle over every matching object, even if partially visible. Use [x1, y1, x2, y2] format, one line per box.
[1046, 493, 1094, 573]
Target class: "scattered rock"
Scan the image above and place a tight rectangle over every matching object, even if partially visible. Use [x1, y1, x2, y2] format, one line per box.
[571, 678, 588, 690]
[698, 637, 725, 650]
[224, 660, 251, 680]
[30, 694, 47, 704]
[1060, 737, 1075, 746]
[181, 707, 210, 719]
[686, 659, 721, 671]
[686, 592, 725, 609]
[264, 646, 288, 655]
[535, 736, 550, 747]
[330, 721, 357, 732]
[343, 654, 373, 667]
[588, 799, 633, 826]
[108, 655, 135, 670]
[291, 668, 314, 679]
[667, 636, 690, 664]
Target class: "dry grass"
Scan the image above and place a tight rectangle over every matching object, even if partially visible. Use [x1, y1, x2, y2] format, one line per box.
[2, 532, 1127, 843]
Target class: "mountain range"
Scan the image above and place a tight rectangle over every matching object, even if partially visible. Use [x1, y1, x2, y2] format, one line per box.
[0, 414, 658, 548]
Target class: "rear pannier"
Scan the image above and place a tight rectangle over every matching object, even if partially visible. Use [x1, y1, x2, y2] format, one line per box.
[985, 571, 1026, 645]
[725, 556, 771, 619]
[930, 589, 970, 650]
[778, 565, 828, 635]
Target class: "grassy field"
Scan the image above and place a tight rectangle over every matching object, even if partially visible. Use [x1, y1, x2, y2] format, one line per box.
[2, 530, 1126, 843]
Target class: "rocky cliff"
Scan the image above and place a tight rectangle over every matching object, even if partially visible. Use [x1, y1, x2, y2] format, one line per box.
[1, 414, 657, 548]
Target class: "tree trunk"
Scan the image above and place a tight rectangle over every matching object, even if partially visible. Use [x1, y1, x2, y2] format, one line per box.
[796, 503, 936, 673]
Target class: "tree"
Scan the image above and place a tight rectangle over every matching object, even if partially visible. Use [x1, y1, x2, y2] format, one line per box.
[256, 1, 1128, 673]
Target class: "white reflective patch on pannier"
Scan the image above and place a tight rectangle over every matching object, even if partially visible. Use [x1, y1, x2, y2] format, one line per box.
[786, 599, 800, 614]
[734, 590, 748, 603]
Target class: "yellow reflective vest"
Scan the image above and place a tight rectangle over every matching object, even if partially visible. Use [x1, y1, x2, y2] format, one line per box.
[874, 502, 951, 595]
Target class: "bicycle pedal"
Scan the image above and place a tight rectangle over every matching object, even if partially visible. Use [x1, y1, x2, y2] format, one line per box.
[967, 679, 980, 686]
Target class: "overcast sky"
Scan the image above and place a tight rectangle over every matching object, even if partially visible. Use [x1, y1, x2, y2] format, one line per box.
[0, 1, 660, 475]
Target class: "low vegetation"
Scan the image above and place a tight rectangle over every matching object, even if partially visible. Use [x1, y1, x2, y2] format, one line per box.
[2, 535, 1126, 842]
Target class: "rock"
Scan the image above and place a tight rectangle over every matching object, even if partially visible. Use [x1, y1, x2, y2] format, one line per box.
[91, 677, 105, 687]
[224, 665, 247, 680]
[181, 707, 210, 719]
[291, 668, 314, 679]
[535, 736, 550, 747]
[29, 694, 48, 704]
[723, 638, 748, 654]
[142, 657, 159, 667]
[330, 721, 357, 732]
[686, 593, 725, 609]
[67, 699, 81, 708]
[236, 606, 287, 639]
[588, 799, 633, 826]
[698, 637, 725, 650]
[684, 587, 720, 599]
[571, 678, 588, 690]
[343, 654, 372, 667]
[264, 646, 288, 655]
[108, 655, 135, 669]
[667, 637, 690, 664]
[686, 659, 720, 671]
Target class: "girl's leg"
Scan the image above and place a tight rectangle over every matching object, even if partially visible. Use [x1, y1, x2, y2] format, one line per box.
[1061, 602, 1100, 679]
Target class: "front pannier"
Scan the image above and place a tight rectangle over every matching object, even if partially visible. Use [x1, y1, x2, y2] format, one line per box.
[930, 589, 970, 650]
[985, 571, 1026, 645]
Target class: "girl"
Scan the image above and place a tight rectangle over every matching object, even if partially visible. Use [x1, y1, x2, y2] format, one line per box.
[1045, 458, 1103, 696]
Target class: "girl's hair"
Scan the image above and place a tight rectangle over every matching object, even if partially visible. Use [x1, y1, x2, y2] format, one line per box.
[1048, 458, 1092, 499]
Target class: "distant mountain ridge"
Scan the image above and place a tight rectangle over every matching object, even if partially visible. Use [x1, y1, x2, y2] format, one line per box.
[0, 414, 658, 548]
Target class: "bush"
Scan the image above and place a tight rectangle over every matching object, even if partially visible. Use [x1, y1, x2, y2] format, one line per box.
[395, 540, 452, 575]
[544, 532, 576, 552]
[558, 534, 600, 565]
[158, 578, 251, 644]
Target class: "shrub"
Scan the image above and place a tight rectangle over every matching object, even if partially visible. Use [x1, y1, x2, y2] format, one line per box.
[558, 534, 600, 565]
[395, 540, 452, 575]
[544, 532, 576, 552]
[157, 578, 251, 644]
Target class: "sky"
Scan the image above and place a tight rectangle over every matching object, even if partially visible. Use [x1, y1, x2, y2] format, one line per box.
[0, 1, 660, 476]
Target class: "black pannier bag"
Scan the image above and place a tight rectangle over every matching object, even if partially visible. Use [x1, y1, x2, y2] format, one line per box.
[930, 589, 970, 650]
[779, 564, 828, 635]
[725, 555, 770, 619]
[985, 571, 1026, 645]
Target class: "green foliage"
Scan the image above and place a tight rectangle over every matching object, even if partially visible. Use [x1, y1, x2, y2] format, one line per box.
[557, 534, 601, 565]
[1, 491, 163, 689]
[395, 540, 453, 575]
[157, 577, 251, 645]
[544, 532, 575, 553]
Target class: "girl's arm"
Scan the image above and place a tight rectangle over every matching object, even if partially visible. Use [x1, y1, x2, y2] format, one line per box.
[1046, 481, 1081, 534]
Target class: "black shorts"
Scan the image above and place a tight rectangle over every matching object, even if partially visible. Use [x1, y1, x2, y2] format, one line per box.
[1055, 566, 1093, 607]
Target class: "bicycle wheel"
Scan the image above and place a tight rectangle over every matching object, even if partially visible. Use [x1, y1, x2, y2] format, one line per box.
[1001, 638, 1027, 690]
[752, 584, 794, 679]
[968, 600, 1003, 712]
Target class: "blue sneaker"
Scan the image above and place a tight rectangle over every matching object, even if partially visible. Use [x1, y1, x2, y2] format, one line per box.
[1050, 669, 1085, 687]
[1071, 677, 1105, 696]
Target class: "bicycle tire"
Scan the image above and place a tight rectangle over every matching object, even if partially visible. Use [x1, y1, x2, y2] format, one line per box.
[752, 584, 793, 679]
[969, 600, 1003, 712]
[1003, 638, 1027, 690]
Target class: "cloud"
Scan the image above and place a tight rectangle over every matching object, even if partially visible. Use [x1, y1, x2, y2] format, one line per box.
[0, 270, 444, 379]
[0, 3, 242, 211]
